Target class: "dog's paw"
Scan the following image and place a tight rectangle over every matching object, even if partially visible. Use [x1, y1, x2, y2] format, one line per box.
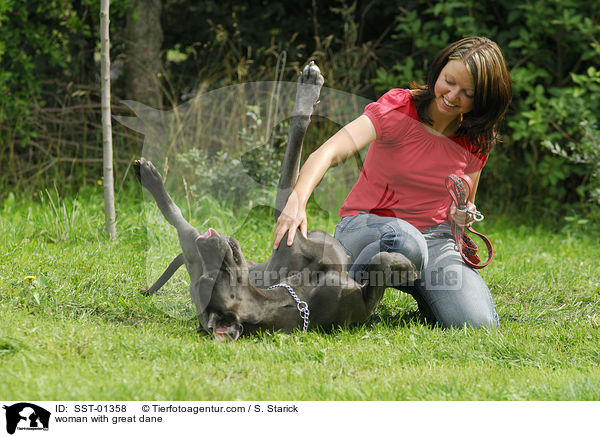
[299, 60, 324, 87]
[293, 61, 324, 116]
[388, 252, 418, 286]
[133, 159, 142, 182]
[140, 286, 155, 297]
[369, 252, 418, 288]
[134, 158, 163, 190]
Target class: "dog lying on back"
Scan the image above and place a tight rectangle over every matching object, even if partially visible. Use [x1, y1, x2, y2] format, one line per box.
[134, 62, 416, 340]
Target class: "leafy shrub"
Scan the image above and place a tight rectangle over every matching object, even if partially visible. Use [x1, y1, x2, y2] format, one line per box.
[0, 0, 86, 179]
[0, 0, 132, 188]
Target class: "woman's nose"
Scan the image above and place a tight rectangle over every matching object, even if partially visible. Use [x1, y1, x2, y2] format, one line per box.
[446, 87, 460, 102]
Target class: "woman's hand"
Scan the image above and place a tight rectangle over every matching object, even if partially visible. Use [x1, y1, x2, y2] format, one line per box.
[450, 201, 477, 227]
[273, 191, 308, 249]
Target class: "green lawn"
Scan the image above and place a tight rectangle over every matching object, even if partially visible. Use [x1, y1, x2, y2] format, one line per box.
[0, 187, 599, 400]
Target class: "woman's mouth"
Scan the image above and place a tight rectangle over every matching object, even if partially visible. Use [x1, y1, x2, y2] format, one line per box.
[442, 96, 459, 109]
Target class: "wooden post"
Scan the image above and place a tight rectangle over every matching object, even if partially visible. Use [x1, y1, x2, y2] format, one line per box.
[100, 0, 116, 239]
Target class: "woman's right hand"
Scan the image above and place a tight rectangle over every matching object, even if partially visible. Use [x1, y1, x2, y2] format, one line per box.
[273, 191, 308, 249]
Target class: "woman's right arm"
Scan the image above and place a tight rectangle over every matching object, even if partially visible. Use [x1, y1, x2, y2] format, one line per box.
[272, 114, 376, 249]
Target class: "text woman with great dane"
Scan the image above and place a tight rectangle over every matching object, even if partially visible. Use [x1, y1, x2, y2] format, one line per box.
[273, 37, 512, 328]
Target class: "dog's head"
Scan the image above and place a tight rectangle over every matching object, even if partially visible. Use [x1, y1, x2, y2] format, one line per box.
[192, 228, 258, 341]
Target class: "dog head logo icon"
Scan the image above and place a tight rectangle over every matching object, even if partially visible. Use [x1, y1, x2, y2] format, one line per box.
[3, 403, 51, 435]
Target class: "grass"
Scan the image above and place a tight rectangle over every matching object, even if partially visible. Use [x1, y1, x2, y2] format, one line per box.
[0, 186, 599, 400]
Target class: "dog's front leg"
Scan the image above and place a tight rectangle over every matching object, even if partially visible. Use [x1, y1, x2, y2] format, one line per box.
[275, 62, 324, 219]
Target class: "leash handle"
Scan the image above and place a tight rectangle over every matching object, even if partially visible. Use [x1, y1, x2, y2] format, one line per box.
[445, 174, 484, 222]
[445, 174, 494, 269]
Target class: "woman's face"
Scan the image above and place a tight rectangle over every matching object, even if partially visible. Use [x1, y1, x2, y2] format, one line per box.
[432, 60, 475, 118]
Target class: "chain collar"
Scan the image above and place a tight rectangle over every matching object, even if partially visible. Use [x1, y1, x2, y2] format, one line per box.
[268, 283, 310, 332]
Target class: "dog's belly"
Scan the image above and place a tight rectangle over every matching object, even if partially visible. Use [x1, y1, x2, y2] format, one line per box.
[303, 229, 350, 272]
[247, 229, 349, 288]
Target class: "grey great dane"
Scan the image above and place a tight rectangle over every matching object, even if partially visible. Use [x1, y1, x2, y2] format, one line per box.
[134, 62, 417, 341]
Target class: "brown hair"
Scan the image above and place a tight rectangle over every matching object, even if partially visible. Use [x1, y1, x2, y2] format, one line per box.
[411, 37, 512, 154]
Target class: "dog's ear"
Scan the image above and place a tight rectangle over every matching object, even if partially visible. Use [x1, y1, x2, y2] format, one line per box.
[190, 273, 217, 317]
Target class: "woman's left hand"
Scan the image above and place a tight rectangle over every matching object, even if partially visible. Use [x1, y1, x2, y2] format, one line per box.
[450, 201, 477, 227]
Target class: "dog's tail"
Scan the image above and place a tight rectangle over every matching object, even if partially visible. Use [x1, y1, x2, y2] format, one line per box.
[143, 253, 185, 296]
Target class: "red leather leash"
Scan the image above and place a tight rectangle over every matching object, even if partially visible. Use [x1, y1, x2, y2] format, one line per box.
[445, 174, 493, 269]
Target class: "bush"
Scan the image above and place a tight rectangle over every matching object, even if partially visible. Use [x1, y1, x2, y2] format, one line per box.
[0, 0, 132, 189]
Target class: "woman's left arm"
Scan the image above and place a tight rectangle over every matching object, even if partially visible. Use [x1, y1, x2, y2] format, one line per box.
[467, 169, 481, 204]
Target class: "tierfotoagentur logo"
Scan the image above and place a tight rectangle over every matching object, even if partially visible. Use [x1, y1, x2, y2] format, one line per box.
[3, 403, 51, 435]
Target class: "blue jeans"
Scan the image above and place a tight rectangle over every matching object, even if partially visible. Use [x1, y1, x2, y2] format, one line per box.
[333, 213, 499, 329]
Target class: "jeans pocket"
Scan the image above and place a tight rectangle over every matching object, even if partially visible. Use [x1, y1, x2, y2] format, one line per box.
[335, 214, 366, 234]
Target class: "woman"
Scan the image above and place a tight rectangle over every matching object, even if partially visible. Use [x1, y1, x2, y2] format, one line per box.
[272, 37, 512, 328]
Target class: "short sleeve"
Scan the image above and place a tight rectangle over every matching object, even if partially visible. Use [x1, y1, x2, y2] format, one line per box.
[451, 134, 488, 174]
[364, 89, 415, 144]
[465, 149, 489, 173]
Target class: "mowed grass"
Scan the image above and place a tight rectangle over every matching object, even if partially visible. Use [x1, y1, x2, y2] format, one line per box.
[0, 186, 599, 400]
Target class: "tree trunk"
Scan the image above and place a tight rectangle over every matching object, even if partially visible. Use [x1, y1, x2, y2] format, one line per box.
[100, 0, 116, 239]
[125, 0, 163, 108]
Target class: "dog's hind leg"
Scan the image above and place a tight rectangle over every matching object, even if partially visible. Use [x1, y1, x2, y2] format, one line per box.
[360, 252, 417, 315]
[134, 158, 202, 264]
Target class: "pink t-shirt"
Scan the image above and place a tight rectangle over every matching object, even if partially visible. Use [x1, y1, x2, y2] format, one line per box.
[339, 88, 488, 231]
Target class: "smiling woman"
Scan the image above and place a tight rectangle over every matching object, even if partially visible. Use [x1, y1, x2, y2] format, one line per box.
[432, 60, 475, 125]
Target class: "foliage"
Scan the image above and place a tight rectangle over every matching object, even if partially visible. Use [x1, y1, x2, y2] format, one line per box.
[540, 69, 600, 205]
[176, 105, 288, 206]
[159, 0, 394, 99]
[1, 0, 599, 223]
[0, 0, 133, 188]
[0, 0, 85, 172]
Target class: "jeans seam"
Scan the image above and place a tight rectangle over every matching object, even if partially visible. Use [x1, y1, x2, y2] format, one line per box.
[335, 238, 354, 260]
